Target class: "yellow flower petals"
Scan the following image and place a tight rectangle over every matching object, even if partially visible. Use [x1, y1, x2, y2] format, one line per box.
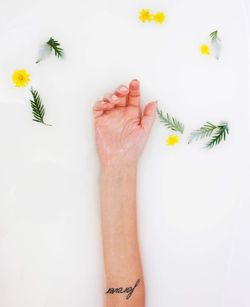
[139, 9, 152, 22]
[166, 135, 180, 146]
[153, 11, 166, 24]
[139, 9, 166, 24]
[200, 44, 210, 55]
[12, 69, 30, 87]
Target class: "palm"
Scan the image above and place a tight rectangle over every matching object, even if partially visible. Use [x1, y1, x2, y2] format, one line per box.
[95, 106, 147, 163]
[93, 80, 157, 166]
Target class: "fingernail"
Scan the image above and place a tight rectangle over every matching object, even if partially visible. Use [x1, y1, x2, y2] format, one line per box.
[119, 85, 128, 92]
[130, 79, 140, 89]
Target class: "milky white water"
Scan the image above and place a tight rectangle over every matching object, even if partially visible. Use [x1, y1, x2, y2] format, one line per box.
[0, 0, 250, 306]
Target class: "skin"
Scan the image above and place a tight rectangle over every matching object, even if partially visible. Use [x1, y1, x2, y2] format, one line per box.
[93, 79, 157, 307]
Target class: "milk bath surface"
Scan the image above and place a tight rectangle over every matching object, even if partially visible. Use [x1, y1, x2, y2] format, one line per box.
[0, 0, 249, 307]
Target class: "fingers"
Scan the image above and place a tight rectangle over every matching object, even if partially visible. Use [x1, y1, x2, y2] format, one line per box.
[93, 80, 139, 119]
[115, 85, 129, 106]
[128, 79, 140, 107]
[93, 89, 125, 119]
[93, 100, 114, 118]
[141, 101, 158, 134]
[94, 100, 114, 110]
[103, 93, 120, 105]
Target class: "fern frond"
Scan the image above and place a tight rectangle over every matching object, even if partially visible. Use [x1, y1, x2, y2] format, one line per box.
[210, 30, 219, 41]
[46, 37, 64, 58]
[210, 30, 221, 60]
[188, 122, 217, 144]
[157, 108, 184, 134]
[30, 88, 51, 126]
[206, 122, 229, 149]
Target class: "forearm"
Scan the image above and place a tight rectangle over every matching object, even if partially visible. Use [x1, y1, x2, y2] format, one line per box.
[100, 163, 145, 306]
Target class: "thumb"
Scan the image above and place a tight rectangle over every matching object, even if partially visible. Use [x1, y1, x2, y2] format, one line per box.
[141, 101, 157, 134]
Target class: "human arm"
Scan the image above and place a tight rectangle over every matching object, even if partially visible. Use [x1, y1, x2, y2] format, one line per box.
[93, 79, 157, 306]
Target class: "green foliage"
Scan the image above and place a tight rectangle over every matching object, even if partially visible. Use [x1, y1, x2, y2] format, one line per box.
[206, 122, 229, 148]
[30, 88, 51, 126]
[188, 122, 217, 143]
[157, 108, 184, 134]
[210, 30, 218, 40]
[210, 30, 221, 60]
[189, 121, 229, 149]
[46, 37, 64, 58]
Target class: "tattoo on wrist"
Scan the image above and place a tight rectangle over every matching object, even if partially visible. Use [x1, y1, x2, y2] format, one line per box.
[105, 279, 140, 300]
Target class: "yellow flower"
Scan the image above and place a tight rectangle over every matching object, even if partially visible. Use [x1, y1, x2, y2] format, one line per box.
[139, 9, 152, 22]
[200, 44, 210, 55]
[12, 69, 30, 87]
[153, 11, 166, 24]
[166, 135, 179, 146]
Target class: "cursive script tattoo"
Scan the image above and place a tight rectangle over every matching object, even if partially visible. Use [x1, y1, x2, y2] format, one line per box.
[105, 279, 140, 300]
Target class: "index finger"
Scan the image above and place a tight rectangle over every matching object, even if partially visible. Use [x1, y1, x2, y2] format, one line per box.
[128, 79, 140, 107]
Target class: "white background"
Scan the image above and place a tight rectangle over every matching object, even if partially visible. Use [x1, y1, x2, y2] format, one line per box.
[0, 0, 250, 306]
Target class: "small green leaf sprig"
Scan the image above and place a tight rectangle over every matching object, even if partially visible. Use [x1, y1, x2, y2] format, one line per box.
[30, 88, 51, 126]
[36, 37, 64, 63]
[188, 122, 216, 143]
[46, 37, 64, 58]
[210, 30, 221, 60]
[157, 108, 184, 134]
[189, 121, 229, 148]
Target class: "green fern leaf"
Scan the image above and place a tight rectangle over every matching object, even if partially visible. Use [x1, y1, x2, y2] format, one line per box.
[30, 88, 51, 126]
[206, 122, 229, 149]
[189, 121, 229, 148]
[188, 122, 217, 144]
[210, 30, 221, 60]
[210, 30, 219, 41]
[157, 108, 184, 134]
[46, 37, 64, 58]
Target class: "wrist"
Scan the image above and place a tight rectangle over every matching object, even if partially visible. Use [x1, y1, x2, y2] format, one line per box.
[100, 162, 137, 181]
[100, 158, 138, 173]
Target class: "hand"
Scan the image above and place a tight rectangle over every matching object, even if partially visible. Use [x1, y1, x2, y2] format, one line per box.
[93, 79, 157, 167]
